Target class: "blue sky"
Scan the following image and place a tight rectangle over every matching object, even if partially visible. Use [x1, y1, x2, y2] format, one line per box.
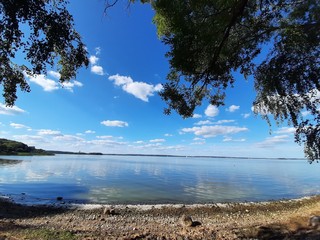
[0, 1, 305, 158]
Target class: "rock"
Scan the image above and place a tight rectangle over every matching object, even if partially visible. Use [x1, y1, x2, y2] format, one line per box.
[103, 207, 116, 215]
[309, 215, 320, 228]
[56, 196, 63, 201]
[180, 214, 193, 227]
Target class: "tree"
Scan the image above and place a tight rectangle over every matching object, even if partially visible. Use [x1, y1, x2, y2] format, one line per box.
[145, 0, 320, 162]
[2, 0, 320, 161]
[0, 0, 89, 106]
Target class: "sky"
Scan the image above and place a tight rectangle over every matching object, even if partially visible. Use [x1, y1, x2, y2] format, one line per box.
[0, 1, 306, 158]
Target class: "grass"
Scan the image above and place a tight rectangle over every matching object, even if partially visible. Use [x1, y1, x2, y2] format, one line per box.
[1, 228, 78, 240]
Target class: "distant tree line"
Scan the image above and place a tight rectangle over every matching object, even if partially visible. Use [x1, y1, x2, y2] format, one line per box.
[0, 138, 53, 156]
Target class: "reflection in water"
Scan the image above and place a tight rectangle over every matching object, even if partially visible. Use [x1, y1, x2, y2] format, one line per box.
[0, 158, 22, 166]
[0, 155, 319, 205]
[183, 180, 255, 202]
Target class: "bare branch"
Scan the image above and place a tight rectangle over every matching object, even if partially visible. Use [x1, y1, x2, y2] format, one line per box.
[104, 0, 120, 15]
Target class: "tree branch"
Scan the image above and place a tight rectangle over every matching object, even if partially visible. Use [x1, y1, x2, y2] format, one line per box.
[104, 0, 120, 15]
[196, 0, 249, 87]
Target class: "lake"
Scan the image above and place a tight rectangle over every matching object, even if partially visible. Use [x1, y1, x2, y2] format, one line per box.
[0, 155, 319, 205]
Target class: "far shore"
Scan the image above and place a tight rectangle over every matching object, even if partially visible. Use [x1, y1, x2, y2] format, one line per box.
[1, 195, 320, 239]
[0, 152, 308, 161]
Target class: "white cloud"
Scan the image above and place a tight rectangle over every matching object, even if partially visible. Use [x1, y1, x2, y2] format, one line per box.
[48, 71, 61, 79]
[89, 47, 105, 76]
[13, 135, 48, 145]
[275, 127, 296, 134]
[182, 125, 248, 138]
[54, 135, 84, 142]
[0, 104, 26, 115]
[26, 72, 81, 92]
[38, 129, 62, 136]
[89, 55, 99, 65]
[88, 139, 126, 146]
[226, 105, 240, 112]
[256, 135, 290, 148]
[96, 135, 124, 141]
[10, 123, 29, 129]
[223, 137, 246, 142]
[205, 105, 219, 117]
[109, 74, 132, 86]
[213, 120, 236, 124]
[242, 113, 251, 119]
[136, 143, 163, 148]
[191, 141, 206, 145]
[85, 130, 96, 134]
[101, 120, 129, 127]
[95, 47, 101, 55]
[122, 82, 160, 102]
[60, 80, 83, 92]
[108, 74, 163, 102]
[223, 137, 232, 142]
[91, 65, 104, 75]
[164, 133, 173, 137]
[27, 73, 59, 91]
[96, 135, 113, 139]
[149, 139, 165, 143]
[192, 137, 206, 145]
[193, 137, 205, 141]
[192, 114, 202, 119]
[195, 120, 213, 125]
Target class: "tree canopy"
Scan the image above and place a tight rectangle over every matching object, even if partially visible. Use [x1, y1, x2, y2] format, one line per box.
[1, 0, 320, 161]
[147, 0, 320, 161]
[0, 0, 88, 106]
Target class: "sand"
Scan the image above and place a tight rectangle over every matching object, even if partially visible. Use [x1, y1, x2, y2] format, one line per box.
[0, 195, 320, 239]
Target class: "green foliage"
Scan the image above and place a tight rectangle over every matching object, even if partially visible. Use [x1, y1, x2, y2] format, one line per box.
[149, 0, 320, 161]
[2, 0, 320, 161]
[17, 228, 77, 240]
[0, 0, 89, 106]
[0, 138, 52, 155]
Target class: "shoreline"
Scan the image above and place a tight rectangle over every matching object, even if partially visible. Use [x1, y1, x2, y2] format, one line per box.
[2, 190, 317, 209]
[1, 195, 320, 239]
[68, 194, 318, 210]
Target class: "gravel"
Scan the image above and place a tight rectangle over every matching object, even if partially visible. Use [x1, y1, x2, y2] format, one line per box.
[1, 195, 320, 239]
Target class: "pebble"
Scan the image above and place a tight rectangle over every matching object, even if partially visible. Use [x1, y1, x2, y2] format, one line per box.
[103, 207, 116, 215]
[1, 196, 319, 239]
[180, 214, 193, 227]
[309, 215, 320, 228]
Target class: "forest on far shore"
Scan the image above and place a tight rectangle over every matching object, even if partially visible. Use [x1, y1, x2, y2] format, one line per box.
[0, 138, 53, 156]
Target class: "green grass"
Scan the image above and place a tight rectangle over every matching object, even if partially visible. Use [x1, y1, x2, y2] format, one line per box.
[14, 228, 78, 240]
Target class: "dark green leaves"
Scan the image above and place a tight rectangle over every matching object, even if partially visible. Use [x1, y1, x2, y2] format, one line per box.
[0, 0, 88, 106]
[151, 0, 320, 161]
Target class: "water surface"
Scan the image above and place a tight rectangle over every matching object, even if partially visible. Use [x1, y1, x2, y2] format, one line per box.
[0, 155, 319, 205]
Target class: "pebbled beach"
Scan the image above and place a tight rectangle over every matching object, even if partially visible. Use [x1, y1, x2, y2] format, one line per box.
[0, 195, 320, 239]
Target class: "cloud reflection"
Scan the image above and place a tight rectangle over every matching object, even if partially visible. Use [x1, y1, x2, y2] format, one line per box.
[0, 155, 319, 204]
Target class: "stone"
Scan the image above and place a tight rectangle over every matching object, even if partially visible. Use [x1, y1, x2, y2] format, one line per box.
[309, 215, 320, 228]
[180, 214, 193, 227]
[103, 207, 116, 215]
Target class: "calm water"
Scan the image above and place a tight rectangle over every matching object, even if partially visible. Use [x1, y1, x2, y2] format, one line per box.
[0, 155, 319, 205]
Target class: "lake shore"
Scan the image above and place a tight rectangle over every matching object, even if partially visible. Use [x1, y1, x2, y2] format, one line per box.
[0, 195, 320, 239]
